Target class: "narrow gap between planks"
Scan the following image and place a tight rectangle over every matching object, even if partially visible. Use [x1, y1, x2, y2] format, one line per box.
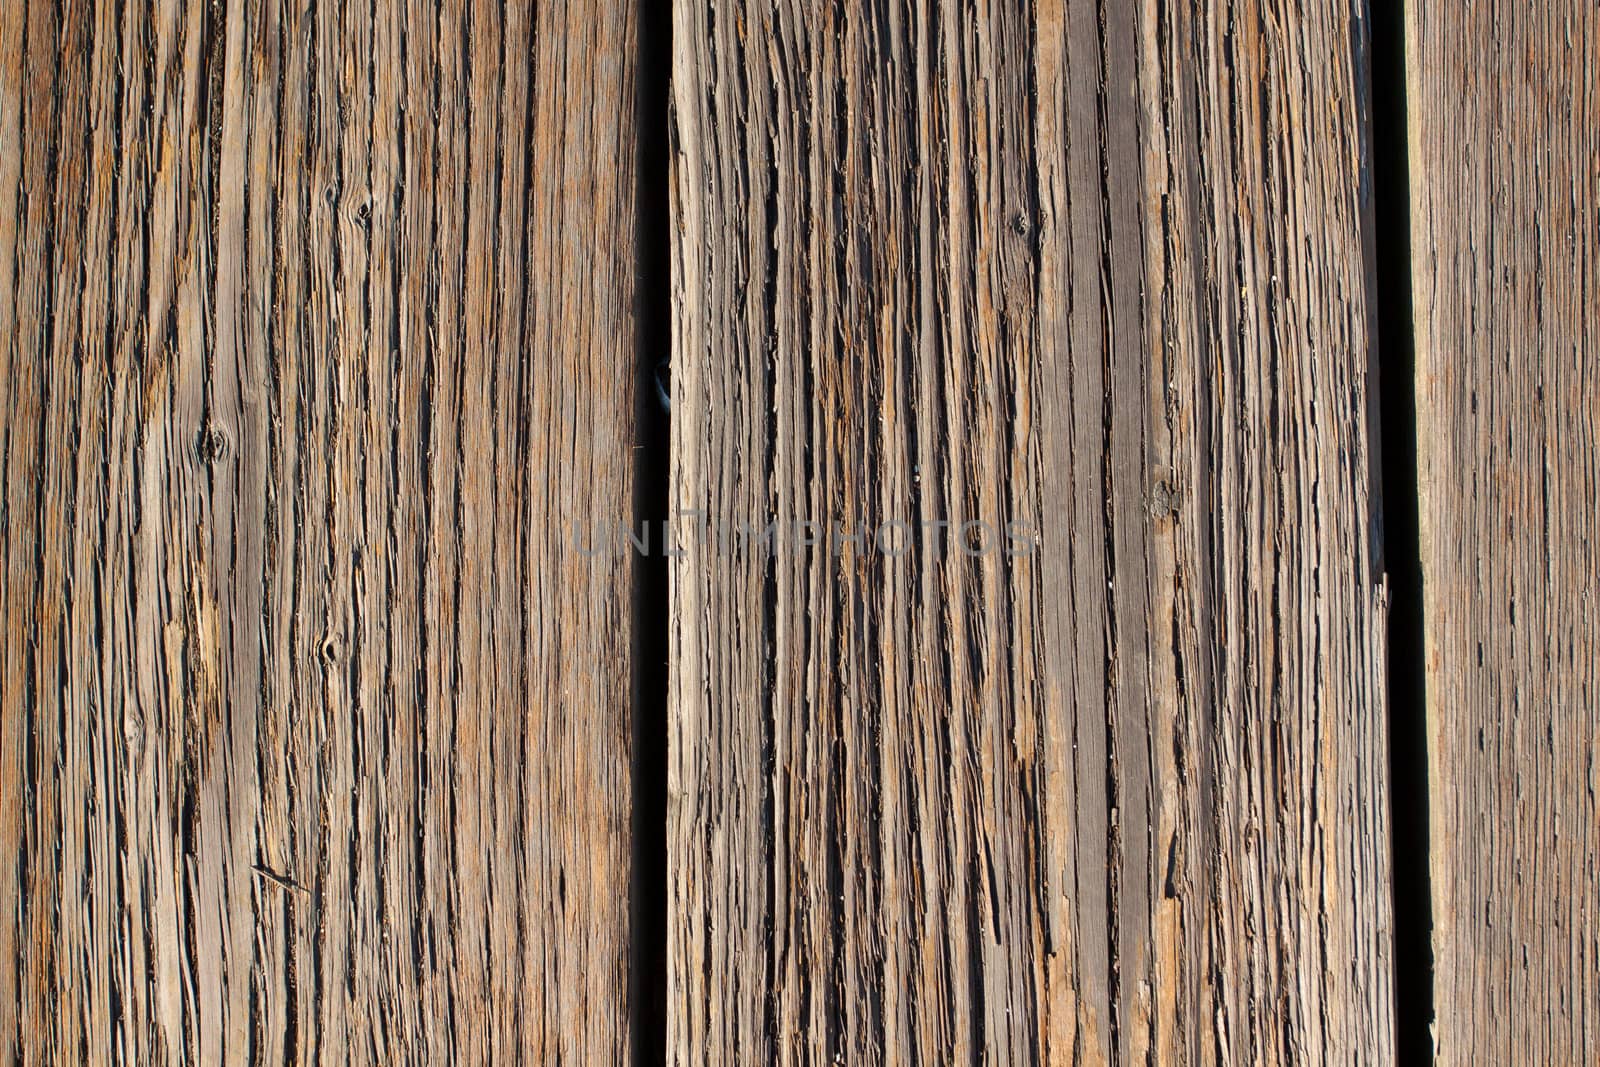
[630, 0, 673, 1062]
[1370, 3, 1435, 1061]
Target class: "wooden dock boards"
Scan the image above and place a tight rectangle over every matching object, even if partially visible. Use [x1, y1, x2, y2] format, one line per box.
[1408, 3, 1600, 1062]
[6, 0, 1600, 1061]
[668, 1, 1391, 1062]
[0, 0, 639, 1062]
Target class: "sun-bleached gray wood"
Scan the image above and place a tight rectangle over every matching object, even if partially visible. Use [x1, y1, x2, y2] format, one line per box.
[1408, 3, 1600, 1062]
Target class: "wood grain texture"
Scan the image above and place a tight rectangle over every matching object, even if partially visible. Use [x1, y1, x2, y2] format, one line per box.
[668, 0, 1391, 1062]
[1408, 3, 1600, 1062]
[0, 0, 638, 1061]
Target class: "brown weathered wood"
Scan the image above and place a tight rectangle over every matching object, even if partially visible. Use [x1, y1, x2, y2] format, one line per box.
[1408, 4, 1600, 1061]
[668, 1, 1391, 1062]
[0, 1, 638, 1061]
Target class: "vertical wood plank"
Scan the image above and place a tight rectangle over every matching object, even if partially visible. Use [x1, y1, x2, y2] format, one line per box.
[0, 0, 639, 1061]
[668, 1, 1392, 1062]
[1408, 4, 1600, 1062]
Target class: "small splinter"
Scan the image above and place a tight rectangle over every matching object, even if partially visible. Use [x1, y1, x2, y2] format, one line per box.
[253, 864, 307, 893]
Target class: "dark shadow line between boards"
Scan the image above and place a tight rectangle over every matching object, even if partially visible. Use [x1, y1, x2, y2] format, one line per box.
[630, 1, 672, 1063]
[1369, 2, 1435, 1061]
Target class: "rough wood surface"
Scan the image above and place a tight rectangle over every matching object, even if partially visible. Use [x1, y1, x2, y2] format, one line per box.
[1408, 3, 1600, 1062]
[0, 0, 638, 1061]
[668, 1, 1391, 1062]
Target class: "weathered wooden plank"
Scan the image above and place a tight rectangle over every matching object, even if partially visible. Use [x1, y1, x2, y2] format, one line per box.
[0, 1, 639, 1061]
[1408, 4, 1600, 1061]
[668, 0, 1392, 1062]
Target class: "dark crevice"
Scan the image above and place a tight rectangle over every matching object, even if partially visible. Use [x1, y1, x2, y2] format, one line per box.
[1369, 4, 1433, 1062]
[630, 2, 672, 1064]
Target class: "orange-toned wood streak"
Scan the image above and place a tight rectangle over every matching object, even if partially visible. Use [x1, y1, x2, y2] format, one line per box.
[0, 0, 639, 1061]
